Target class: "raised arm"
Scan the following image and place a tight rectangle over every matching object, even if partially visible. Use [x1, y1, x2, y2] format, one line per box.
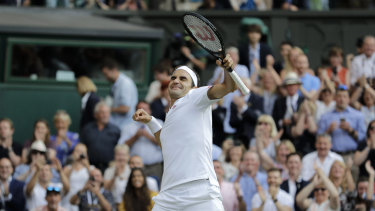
[132, 109, 161, 146]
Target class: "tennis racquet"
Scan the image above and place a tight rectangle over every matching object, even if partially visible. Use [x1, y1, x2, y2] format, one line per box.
[182, 12, 250, 95]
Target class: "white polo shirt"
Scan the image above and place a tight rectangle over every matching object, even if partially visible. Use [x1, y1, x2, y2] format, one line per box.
[160, 86, 219, 191]
[26, 182, 62, 211]
[252, 189, 294, 211]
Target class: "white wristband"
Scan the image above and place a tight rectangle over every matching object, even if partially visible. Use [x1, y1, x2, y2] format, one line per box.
[146, 116, 162, 134]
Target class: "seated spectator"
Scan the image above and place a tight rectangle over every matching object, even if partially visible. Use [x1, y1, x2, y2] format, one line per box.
[81, 102, 120, 173]
[296, 167, 340, 211]
[128, 155, 159, 192]
[251, 168, 294, 211]
[25, 163, 69, 211]
[118, 168, 157, 211]
[61, 143, 92, 211]
[145, 59, 172, 104]
[328, 160, 356, 211]
[354, 119, 375, 177]
[250, 115, 280, 160]
[22, 119, 53, 163]
[295, 54, 321, 100]
[221, 143, 246, 180]
[350, 35, 375, 86]
[76, 76, 100, 131]
[0, 118, 22, 166]
[326, 47, 350, 88]
[70, 168, 114, 211]
[50, 110, 79, 165]
[301, 134, 343, 181]
[103, 144, 131, 205]
[231, 151, 268, 211]
[33, 185, 68, 211]
[213, 160, 246, 211]
[150, 81, 170, 122]
[280, 153, 310, 211]
[274, 41, 293, 74]
[0, 158, 25, 211]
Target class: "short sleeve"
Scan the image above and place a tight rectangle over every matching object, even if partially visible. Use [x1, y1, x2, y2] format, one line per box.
[189, 86, 220, 110]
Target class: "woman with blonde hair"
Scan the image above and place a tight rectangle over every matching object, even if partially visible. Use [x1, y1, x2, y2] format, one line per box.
[76, 76, 100, 130]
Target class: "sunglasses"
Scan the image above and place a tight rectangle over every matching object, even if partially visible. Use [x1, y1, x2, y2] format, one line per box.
[257, 122, 268, 125]
[46, 186, 61, 193]
[337, 84, 348, 91]
[314, 188, 326, 192]
[31, 150, 45, 155]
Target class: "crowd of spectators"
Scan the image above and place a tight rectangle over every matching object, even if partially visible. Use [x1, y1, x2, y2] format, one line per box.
[1, 22, 375, 211]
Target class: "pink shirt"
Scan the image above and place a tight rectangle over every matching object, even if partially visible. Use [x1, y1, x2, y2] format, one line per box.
[32, 205, 68, 211]
[220, 180, 239, 211]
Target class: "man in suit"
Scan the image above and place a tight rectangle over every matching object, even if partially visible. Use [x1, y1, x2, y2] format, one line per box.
[0, 157, 25, 211]
[239, 24, 272, 76]
[280, 153, 309, 211]
[272, 72, 304, 140]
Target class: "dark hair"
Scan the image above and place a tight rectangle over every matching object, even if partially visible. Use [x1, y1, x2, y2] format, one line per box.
[32, 119, 51, 148]
[367, 120, 375, 138]
[280, 41, 293, 48]
[0, 118, 14, 130]
[123, 168, 151, 211]
[267, 167, 282, 174]
[246, 24, 262, 34]
[357, 176, 369, 186]
[136, 101, 149, 109]
[100, 58, 118, 71]
[153, 59, 172, 75]
[286, 152, 302, 162]
[329, 46, 343, 58]
[356, 37, 364, 49]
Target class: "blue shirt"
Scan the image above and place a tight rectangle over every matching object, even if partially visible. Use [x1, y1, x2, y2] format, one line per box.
[299, 73, 320, 96]
[50, 131, 79, 165]
[318, 106, 366, 152]
[231, 172, 268, 211]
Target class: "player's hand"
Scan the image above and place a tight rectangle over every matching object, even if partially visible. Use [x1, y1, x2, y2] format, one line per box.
[216, 54, 234, 71]
[132, 109, 152, 123]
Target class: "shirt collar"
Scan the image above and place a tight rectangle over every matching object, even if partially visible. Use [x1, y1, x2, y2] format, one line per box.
[249, 43, 260, 51]
[333, 106, 350, 113]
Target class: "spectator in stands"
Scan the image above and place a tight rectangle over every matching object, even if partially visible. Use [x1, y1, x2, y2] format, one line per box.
[198, 0, 230, 10]
[81, 102, 120, 173]
[117, 0, 148, 10]
[179, 36, 209, 73]
[128, 155, 159, 192]
[22, 119, 53, 163]
[280, 153, 310, 211]
[50, 110, 79, 165]
[355, 161, 375, 210]
[103, 144, 131, 205]
[290, 100, 317, 155]
[328, 160, 356, 211]
[326, 47, 350, 88]
[150, 82, 170, 122]
[25, 163, 69, 211]
[296, 167, 340, 211]
[272, 72, 304, 140]
[354, 119, 375, 177]
[231, 151, 268, 211]
[119, 101, 163, 180]
[274, 41, 293, 74]
[273, 0, 307, 10]
[145, 59, 171, 104]
[70, 168, 114, 211]
[295, 54, 321, 100]
[280, 47, 309, 80]
[212, 98, 227, 147]
[61, 143, 92, 211]
[118, 168, 157, 211]
[221, 143, 246, 180]
[0, 158, 25, 211]
[301, 134, 343, 181]
[100, 58, 138, 132]
[251, 168, 294, 211]
[351, 35, 375, 86]
[213, 160, 246, 211]
[314, 81, 336, 123]
[360, 90, 375, 126]
[0, 118, 22, 166]
[33, 185, 68, 211]
[76, 76, 100, 131]
[239, 24, 272, 76]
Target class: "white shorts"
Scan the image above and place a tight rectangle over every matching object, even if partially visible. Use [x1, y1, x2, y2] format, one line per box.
[152, 179, 224, 211]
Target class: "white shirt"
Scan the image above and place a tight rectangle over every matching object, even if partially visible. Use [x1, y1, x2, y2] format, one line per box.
[307, 199, 340, 211]
[252, 189, 294, 211]
[81, 92, 91, 110]
[285, 94, 299, 118]
[315, 100, 336, 122]
[301, 151, 344, 181]
[160, 86, 220, 191]
[351, 53, 375, 85]
[103, 165, 131, 204]
[288, 179, 297, 199]
[26, 182, 62, 211]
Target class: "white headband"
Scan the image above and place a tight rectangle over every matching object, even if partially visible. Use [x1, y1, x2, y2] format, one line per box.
[176, 66, 198, 87]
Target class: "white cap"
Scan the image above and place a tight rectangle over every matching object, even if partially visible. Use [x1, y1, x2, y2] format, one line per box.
[30, 140, 47, 152]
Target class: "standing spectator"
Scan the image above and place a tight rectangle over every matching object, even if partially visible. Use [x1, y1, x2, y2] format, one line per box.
[100, 58, 138, 132]
[76, 76, 100, 131]
[70, 168, 114, 211]
[50, 110, 79, 165]
[119, 101, 163, 180]
[301, 134, 343, 181]
[145, 60, 172, 104]
[231, 151, 268, 211]
[213, 160, 246, 211]
[0, 118, 22, 166]
[81, 102, 120, 173]
[354, 119, 375, 177]
[150, 81, 170, 122]
[239, 24, 272, 76]
[315, 88, 336, 123]
[0, 158, 25, 211]
[326, 47, 350, 88]
[280, 153, 310, 211]
[295, 54, 321, 100]
[350, 35, 375, 86]
[118, 168, 157, 211]
[103, 144, 131, 205]
[274, 41, 293, 74]
[33, 186, 68, 211]
[251, 168, 294, 211]
[128, 155, 160, 192]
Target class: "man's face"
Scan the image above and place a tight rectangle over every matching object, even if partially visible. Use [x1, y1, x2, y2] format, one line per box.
[280, 44, 292, 58]
[363, 37, 375, 58]
[285, 84, 300, 96]
[335, 90, 349, 110]
[115, 149, 129, 165]
[267, 171, 282, 187]
[101, 67, 117, 83]
[247, 32, 261, 44]
[315, 136, 331, 157]
[168, 70, 194, 100]
[213, 161, 224, 180]
[296, 55, 309, 74]
[91, 169, 103, 184]
[0, 121, 13, 140]
[286, 155, 301, 177]
[0, 159, 13, 181]
[39, 165, 52, 183]
[95, 105, 110, 125]
[242, 152, 259, 174]
[137, 102, 151, 115]
[46, 192, 61, 210]
[357, 181, 368, 197]
[129, 156, 143, 169]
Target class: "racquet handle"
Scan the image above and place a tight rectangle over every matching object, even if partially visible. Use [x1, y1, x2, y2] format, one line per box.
[228, 68, 250, 95]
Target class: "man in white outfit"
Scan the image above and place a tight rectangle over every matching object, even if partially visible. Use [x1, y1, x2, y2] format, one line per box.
[133, 54, 236, 210]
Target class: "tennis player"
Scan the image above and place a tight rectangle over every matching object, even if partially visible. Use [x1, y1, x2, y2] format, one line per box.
[132, 54, 236, 210]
